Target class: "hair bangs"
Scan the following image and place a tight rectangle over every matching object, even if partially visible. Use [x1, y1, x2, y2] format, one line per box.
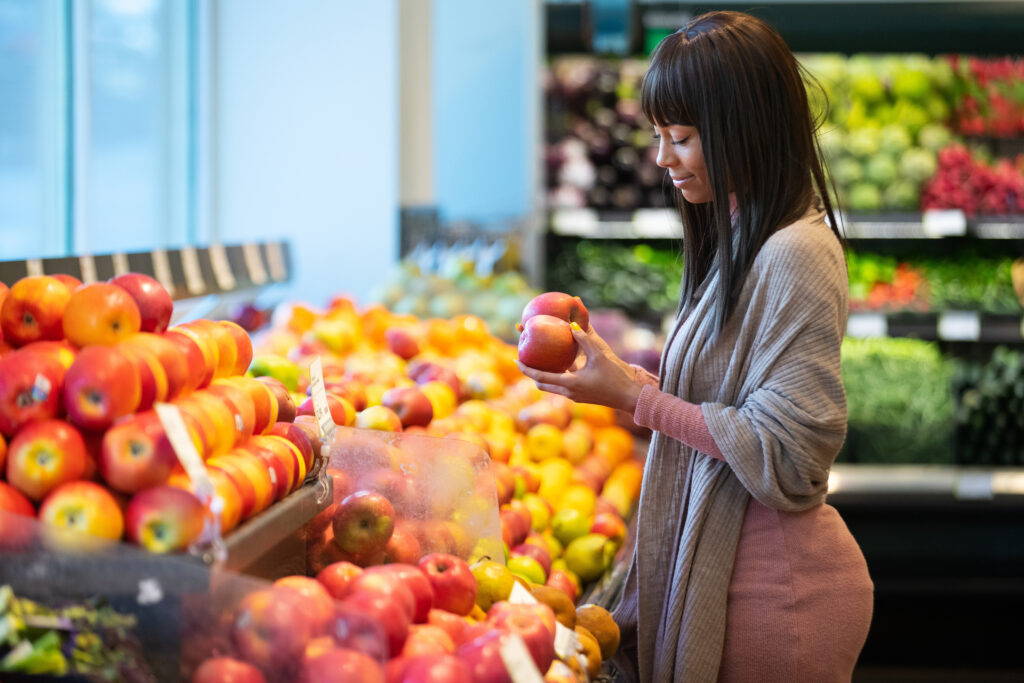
[640, 35, 698, 129]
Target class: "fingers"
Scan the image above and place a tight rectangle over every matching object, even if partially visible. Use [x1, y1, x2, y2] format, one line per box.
[535, 382, 571, 397]
[570, 322, 599, 354]
[516, 360, 574, 387]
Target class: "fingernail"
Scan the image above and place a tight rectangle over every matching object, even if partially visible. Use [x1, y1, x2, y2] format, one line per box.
[570, 322, 582, 332]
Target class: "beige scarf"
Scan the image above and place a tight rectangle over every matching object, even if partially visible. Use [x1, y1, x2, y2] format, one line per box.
[611, 208, 848, 682]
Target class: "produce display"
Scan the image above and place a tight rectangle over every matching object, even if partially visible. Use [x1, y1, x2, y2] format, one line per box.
[0, 272, 321, 553]
[951, 56, 1024, 138]
[921, 143, 1024, 215]
[953, 346, 1024, 466]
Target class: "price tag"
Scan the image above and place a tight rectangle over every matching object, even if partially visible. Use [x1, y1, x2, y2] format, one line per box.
[25, 258, 44, 277]
[208, 243, 236, 291]
[938, 311, 981, 341]
[552, 208, 600, 237]
[554, 622, 580, 660]
[265, 242, 288, 282]
[846, 313, 887, 338]
[509, 581, 539, 605]
[922, 209, 967, 238]
[180, 246, 206, 295]
[633, 208, 681, 238]
[112, 252, 130, 277]
[955, 472, 994, 500]
[308, 357, 337, 445]
[151, 249, 175, 293]
[154, 402, 214, 501]
[77, 255, 97, 283]
[242, 243, 269, 285]
[498, 633, 545, 683]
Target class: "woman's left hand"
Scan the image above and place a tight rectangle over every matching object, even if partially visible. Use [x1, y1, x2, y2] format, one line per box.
[516, 323, 643, 414]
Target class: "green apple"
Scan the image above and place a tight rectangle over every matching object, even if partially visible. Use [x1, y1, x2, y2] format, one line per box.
[563, 533, 617, 583]
[507, 554, 547, 585]
[551, 507, 591, 547]
[248, 355, 299, 392]
[471, 559, 516, 611]
[521, 493, 551, 532]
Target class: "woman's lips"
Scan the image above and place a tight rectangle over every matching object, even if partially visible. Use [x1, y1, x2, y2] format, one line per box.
[672, 176, 694, 188]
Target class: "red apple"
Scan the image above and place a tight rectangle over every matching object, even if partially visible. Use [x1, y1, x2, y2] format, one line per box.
[249, 444, 291, 501]
[381, 386, 434, 428]
[386, 327, 421, 360]
[180, 320, 237, 380]
[62, 282, 141, 347]
[255, 376, 294, 425]
[381, 522, 423, 566]
[51, 273, 82, 292]
[316, 560, 364, 599]
[340, 591, 412, 658]
[511, 543, 552, 577]
[269, 422, 315, 473]
[0, 276, 72, 345]
[389, 654, 472, 683]
[400, 624, 456, 658]
[0, 480, 34, 518]
[166, 467, 243, 534]
[544, 570, 579, 604]
[332, 491, 395, 556]
[124, 485, 206, 553]
[322, 606, 390, 664]
[163, 329, 209, 392]
[118, 343, 169, 412]
[218, 450, 275, 515]
[485, 602, 556, 674]
[591, 511, 627, 546]
[275, 575, 336, 635]
[418, 553, 476, 617]
[414, 521, 459, 557]
[426, 609, 472, 646]
[121, 333, 189, 400]
[109, 273, 173, 334]
[521, 292, 589, 329]
[18, 340, 77, 371]
[99, 412, 179, 493]
[366, 563, 435, 623]
[253, 434, 307, 493]
[233, 587, 315, 675]
[407, 362, 461, 400]
[500, 509, 529, 549]
[355, 405, 403, 432]
[218, 320, 254, 377]
[298, 393, 356, 428]
[0, 349, 66, 436]
[346, 572, 417, 622]
[39, 480, 124, 541]
[454, 631, 513, 683]
[299, 646, 385, 683]
[324, 380, 367, 411]
[6, 419, 88, 501]
[64, 346, 141, 430]
[517, 315, 576, 374]
[191, 657, 267, 683]
[167, 326, 218, 388]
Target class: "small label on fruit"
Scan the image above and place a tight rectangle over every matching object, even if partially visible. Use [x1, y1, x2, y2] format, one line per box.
[154, 402, 215, 502]
[31, 374, 51, 402]
[499, 633, 544, 683]
[846, 313, 887, 339]
[209, 243, 236, 291]
[938, 311, 980, 341]
[242, 243, 269, 285]
[180, 246, 206, 295]
[78, 255, 97, 284]
[112, 252, 130, 277]
[308, 357, 337, 445]
[554, 622, 580, 659]
[922, 209, 967, 238]
[955, 472, 994, 500]
[265, 242, 288, 282]
[509, 582, 539, 605]
[151, 249, 175, 293]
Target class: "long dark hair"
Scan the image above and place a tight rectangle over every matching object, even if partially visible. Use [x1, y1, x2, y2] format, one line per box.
[641, 11, 842, 333]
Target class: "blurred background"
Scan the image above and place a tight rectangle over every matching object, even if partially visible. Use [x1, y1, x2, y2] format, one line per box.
[2, 1, 1024, 679]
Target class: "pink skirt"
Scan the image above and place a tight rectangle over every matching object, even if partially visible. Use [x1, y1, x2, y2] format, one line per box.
[718, 500, 874, 683]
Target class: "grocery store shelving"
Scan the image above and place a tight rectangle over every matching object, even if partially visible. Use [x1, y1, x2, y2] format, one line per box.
[846, 311, 1024, 343]
[549, 208, 1024, 241]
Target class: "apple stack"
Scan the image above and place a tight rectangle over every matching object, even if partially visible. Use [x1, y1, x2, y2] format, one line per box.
[0, 273, 318, 554]
[190, 553, 617, 683]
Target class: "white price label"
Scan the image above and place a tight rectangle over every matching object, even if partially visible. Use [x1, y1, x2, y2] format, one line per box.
[151, 249, 175, 294]
[180, 246, 206, 295]
[922, 209, 967, 238]
[265, 242, 288, 282]
[208, 244, 236, 291]
[632, 208, 681, 238]
[846, 313, 888, 338]
[552, 208, 600, 236]
[554, 622, 580, 660]
[509, 581, 539, 605]
[154, 402, 214, 501]
[938, 311, 981, 341]
[112, 252, 130, 277]
[499, 633, 545, 683]
[242, 243, 269, 285]
[78, 255, 97, 283]
[308, 357, 337, 445]
[955, 472, 994, 500]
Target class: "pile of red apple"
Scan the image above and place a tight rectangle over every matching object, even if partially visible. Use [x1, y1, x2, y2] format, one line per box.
[191, 552, 607, 683]
[0, 273, 319, 553]
[921, 143, 1024, 215]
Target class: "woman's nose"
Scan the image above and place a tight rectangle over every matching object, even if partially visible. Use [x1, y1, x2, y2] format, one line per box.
[655, 139, 675, 168]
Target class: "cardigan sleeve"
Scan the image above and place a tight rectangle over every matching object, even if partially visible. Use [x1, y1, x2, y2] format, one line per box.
[633, 384, 725, 461]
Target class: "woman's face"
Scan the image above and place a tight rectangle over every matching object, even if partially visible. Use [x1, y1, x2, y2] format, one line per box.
[653, 124, 712, 204]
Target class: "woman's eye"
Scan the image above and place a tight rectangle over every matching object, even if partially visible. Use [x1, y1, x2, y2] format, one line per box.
[672, 137, 689, 146]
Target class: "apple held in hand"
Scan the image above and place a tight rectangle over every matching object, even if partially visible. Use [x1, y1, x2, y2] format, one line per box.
[332, 490, 396, 556]
[521, 292, 589, 329]
[0, 349, 66, 437]
[191, 657, 267, 683]
[6, 419, 88, 501]
[418, 553, 477, 617]
[64, 346, 141, 430]
[39, 480, 124, 541]
[124, 485, 206, 553]
[109, 273, 174, 334]
[517, 315, 577, 374]
[0, 275, 72, 345]
[63, 282, 142, 347]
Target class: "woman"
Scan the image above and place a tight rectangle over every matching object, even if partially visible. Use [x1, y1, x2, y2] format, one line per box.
[518, 11, 873, 683]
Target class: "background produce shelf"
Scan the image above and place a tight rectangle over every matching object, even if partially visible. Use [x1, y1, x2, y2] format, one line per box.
[846, 311, 1024, 343]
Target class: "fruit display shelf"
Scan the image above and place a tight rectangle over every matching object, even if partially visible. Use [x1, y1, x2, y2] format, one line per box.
[548, 208, 1024, 241]
[846, 311, 1024, 344]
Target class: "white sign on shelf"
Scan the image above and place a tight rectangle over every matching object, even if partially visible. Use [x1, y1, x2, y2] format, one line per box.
[499, 633, 545, 683]
[938, 311, 981, 341]
[154, 402, 214, 501]
[922, 209, 967, 238]
[632, 208, 681, 238]
[554, 622, 580, 660]
[308, 357, 337, 446]
[846, 313, 888, 338]
[552, 208, 600, 236]
[508, 581, 539, 606]
[955, 472, 994, 500]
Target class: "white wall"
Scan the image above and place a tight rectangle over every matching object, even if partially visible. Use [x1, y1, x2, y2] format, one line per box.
[212, 0, 398, 307]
